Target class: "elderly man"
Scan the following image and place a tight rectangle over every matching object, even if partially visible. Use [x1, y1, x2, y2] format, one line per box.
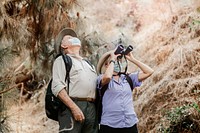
[52, 28, 98, 133]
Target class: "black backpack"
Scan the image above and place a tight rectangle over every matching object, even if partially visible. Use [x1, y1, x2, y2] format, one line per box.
[45, 54, 72, 121]
[95, 74, 133, 123]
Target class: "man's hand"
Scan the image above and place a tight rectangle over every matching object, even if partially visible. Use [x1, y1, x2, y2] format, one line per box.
[70, 105, 85, 123]
[57, 89, 85, 123]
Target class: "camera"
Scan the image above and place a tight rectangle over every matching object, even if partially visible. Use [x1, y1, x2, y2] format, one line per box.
[114, 45, 133, 58]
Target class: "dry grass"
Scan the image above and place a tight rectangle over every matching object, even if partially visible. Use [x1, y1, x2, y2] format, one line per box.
[134, 8, 200, 133]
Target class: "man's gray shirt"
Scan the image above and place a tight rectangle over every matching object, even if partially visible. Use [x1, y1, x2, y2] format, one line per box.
[52, 55, 97, 99]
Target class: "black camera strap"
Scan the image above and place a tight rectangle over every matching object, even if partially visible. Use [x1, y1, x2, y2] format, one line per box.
[116, 55, 128, 75]
[116, 60, 121, 74]
[124, 55, 128, 74]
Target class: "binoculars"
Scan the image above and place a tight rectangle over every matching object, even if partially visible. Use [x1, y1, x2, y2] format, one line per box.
[114, 45, 133, 58]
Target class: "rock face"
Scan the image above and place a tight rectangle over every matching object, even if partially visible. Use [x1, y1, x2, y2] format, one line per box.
[5, 0, 200, 133]
[70, 0, 198, 65]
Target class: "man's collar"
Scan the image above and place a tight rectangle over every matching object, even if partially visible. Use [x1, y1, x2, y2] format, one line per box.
[67, 54, 83, 60]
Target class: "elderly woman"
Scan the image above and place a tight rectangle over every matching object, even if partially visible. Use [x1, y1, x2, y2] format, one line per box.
[96, 47, 154, 133]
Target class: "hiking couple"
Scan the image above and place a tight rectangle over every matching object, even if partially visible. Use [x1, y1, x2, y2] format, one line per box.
[51, 28, 154, 133]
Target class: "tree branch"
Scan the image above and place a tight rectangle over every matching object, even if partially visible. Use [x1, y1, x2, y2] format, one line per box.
[0, 83, 23, 95]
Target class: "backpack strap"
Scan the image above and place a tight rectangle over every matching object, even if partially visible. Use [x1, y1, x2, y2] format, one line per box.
[83, 59, 94, 69]
[55, 53, 62, 58]
[61, 54, 72, 95]
[100, 82, 109, 98]
[95, 81, 109, 124]
[125, 74, 133, 91]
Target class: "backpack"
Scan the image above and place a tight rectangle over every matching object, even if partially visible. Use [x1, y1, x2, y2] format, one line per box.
[45, 54, 72, 121]
[95, 74, 133, 123]
[45, 54, 94, 121]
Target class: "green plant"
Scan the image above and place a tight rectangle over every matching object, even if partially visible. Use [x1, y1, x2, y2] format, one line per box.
[189, 103, 200, 113]
[158, 103, 200, 133]
[189, 19, 200, 29]
[166, 105, 190, 124]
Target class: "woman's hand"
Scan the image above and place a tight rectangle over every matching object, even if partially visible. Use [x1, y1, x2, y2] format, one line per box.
[109, 49, 120, 61]
[125, 52, 134, 61]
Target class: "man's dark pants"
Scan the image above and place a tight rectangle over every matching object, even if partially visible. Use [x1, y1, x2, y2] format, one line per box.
[58, 101, 98, 133]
